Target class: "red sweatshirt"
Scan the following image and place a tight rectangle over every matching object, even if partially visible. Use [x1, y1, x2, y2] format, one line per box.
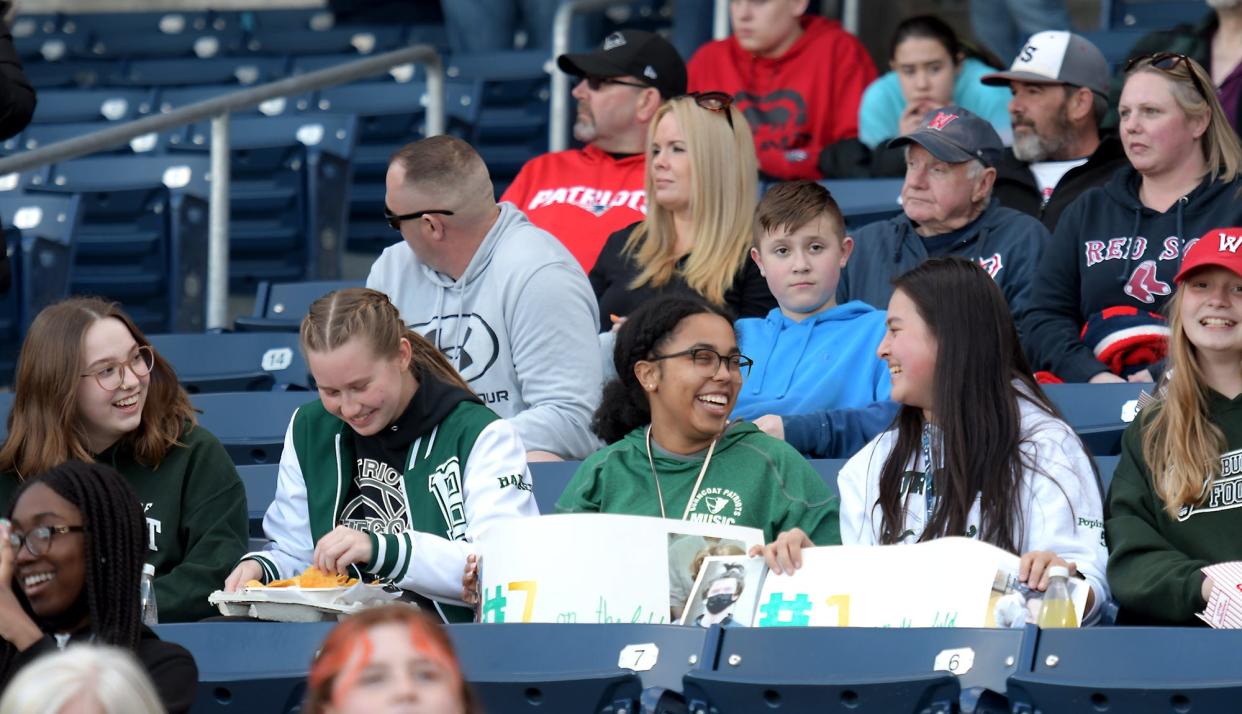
[688, 16, 876, 180]
[501, 144, 647, 271]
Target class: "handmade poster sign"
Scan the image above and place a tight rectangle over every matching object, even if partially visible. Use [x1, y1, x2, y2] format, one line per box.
[754, 537, 1089, 628]
[477, 514, 763, 624]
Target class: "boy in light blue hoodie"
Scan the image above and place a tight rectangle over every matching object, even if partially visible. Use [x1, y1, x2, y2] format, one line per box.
[738, 181, 896, 457]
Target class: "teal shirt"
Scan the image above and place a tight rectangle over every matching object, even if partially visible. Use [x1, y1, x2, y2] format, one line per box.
[858, 57, 1013, 149]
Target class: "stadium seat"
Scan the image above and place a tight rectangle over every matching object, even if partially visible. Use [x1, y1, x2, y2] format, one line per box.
[1080, 29, 1148, 73]
[30, 87, 156, 123]
[291, 51, 424, 84]
[59, 11, 238, 60]
[1095, 455, 1120, 494]
[243, 25, 409, 56]
[818, 178, 905, 228]
[809, 458, 848, 495]
[27, 155, 212, 333]
[1044, 382, 1147, 456]
[684, 626, 970, 714]
[169, 113, 357, 286]
[192, 391, 315, 465]
[529, 460, 579, 513]
[154, 621, 334, 714]
[112, 55, 288, 88]
[449, 623, 689, 712]
[149, 331, 312, 393]
[157, 84, 313, 116]
[1007, 626, 1242, 712]
[1100, 0, 1208, 30]
[236, 463, 277, 537]
[20, 121, 173, 155]
[0, 194, 81, 382]
[22, 59, 117, 89]
[0, 391, 11, 439]
[233, 279, 363, 332]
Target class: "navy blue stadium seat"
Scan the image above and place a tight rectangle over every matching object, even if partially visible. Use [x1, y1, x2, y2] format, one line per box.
[19, 121, 173, 155]
[193, 391, 315, 465]
[1044, 382, 1147, 456]
[233, 279, 363, 332]
[1007, 626, 1242, 712]
[22, 59, 117, 89]
[27, 155, 212, 333]
[243, 25, 409, 56]
[0, 194, 80, 382]
[149, 331, 311, 393]
[1095, 455, 1121, 494]
[236, 463, 277, 537]
[291, 51, 424, 83]
[232, 8, 339, 31]
[449, 623, 679, 712]
[113, 55, 288, 88]
[310, 80, 480, 251]
[157, 84, 313, 116]
[154, 621, 333, 714]
[818, 178, 905, 228]
[31, 87, 156, 123]
[59, 11, 235, 61]
[683, 627, 970, 714]
[0, 392, 11, 439]
[1081, 29, 1148, 73]
[169, 114, 356, 286]
[809, 458, 848, 495]
[1101, 0, 1208, 29]
[529, 460, 579, 513]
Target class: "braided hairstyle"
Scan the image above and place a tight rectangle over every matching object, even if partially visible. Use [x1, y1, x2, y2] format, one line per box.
[1, 460, 145, 677]
[592, 296, 734, 444]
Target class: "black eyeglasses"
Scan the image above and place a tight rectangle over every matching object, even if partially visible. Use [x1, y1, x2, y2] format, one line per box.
[1125, 52, 1211, 102]
[688, 91, 735, 129]
[8, 524, 85, 557]
[647, 347, 753, 378]
[576, 75, 650, 91]
[384, 206, 454, 231]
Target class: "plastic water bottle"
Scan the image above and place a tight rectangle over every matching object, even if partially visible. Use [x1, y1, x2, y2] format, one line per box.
[1036, 565, 1078, 628]
[140, 563, 158, 626]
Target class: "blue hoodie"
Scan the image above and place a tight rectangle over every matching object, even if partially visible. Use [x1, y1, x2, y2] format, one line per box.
[734, 301, 891, 421]
[837, 197, 1049, 323]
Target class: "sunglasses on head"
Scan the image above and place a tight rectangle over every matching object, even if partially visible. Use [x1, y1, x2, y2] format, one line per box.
[577, 75, 649, 91]
[1124, 52, 1211, 102]
[688, 91, 735, 129]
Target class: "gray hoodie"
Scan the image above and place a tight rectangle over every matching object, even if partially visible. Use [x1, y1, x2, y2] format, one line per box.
[367, 202, 604, 459]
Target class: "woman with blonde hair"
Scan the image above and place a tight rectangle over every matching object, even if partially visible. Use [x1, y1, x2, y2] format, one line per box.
[1025, 54, 1242, 383]
[588, 93, 775, 332]
[1107, 228, 1242, 625]
[224, 288, 537, 623]
[0, 297, 247, 622]
[0, 644, 166, 714]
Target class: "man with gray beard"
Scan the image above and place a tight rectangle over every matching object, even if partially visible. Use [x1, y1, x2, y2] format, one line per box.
[982, 31, 1127, 231]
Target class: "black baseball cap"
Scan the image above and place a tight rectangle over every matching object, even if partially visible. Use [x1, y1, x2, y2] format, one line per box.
[888, 105, 1004, 168]
[557, 30, 687, 99]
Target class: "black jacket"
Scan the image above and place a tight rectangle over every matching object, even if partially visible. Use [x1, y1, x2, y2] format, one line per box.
[4, 626, 198, 713]
[993, 135, 1129, 232]
[1023, 168, 1242, 381]
[588, 223, 776, 332]
[0, 17, 36, 295]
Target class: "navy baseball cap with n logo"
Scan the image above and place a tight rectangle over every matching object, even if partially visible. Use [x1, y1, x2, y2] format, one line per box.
[557, 29, 687, 99]
[887, 105, 1004, 168]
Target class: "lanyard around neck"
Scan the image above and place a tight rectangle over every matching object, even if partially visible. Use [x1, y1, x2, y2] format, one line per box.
[921, 423, 937, 529]
[645, 425, 718, 521]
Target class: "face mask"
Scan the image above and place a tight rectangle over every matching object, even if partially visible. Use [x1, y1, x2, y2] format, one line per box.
[705, 593, 736, 614]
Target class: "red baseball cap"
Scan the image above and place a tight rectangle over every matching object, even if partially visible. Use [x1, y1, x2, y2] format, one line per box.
[1174, 227, 1242, 284]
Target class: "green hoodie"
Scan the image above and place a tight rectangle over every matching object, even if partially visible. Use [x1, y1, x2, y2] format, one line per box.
[557, 422, 840, 544]
[1, 422, 248, 623]
[1106, 392, 1242, 625]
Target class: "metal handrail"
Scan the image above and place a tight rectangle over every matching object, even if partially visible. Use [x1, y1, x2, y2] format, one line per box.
[548, 0, 626, 153]
[0, 43, 445, 330]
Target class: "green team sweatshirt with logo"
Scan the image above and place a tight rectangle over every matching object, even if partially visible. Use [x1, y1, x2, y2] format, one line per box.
[556, 422, 841, 545]
[1106, 391, 1242, 625]
[1, 421, 249, 623]
[241, 391, 538, 623]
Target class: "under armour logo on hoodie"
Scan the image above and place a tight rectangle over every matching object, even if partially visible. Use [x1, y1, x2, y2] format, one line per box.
[1123, 260, 1171, 304]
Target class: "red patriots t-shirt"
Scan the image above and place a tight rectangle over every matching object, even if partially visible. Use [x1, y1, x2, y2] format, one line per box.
[501, 144, 647, 271]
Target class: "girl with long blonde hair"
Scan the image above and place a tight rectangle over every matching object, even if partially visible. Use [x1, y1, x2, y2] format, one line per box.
[223, 288, 537, 622]
[588, 93, 775, 332]
[1107, 228, 1242, 625]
